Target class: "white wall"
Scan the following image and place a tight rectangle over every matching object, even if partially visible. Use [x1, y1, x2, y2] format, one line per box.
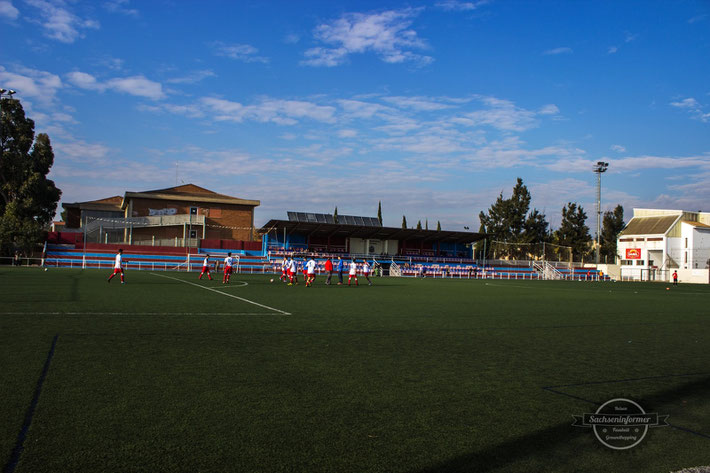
[691, 228, 710, 269]
[348, 238, 399, 256]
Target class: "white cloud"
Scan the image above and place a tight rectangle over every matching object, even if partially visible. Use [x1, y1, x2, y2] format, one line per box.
[200, 97, 336, 125]
[104, 0, 138, 16]
[66, 71, 102, 90]
[670, 97, 700, 109]
[606, 32, 637, 56]
[0, 65, 62, 103]
[283, 33, 300, 44]
[610, 144, 626, 153]
[55, 139, 111, 162]
[624, 32, 638, 43]
[538, 104, 559, 115]
[337, 129, 358, 138]
[454, 97, 538, 132]
[382, 95, 453, 111]
[435, 0, 489, 11]
[67, 71, 165, 100]
[688, 14, 707, 24]
[302, 9, 432, 67]
[612, 154, 710, 171]
[0, 1, 19, 20]
[165, 70, 215, 85]
[25, 0, 99, 43]
[543, 47, 573, 55]
[106, 76, 164, 99]
[211, 42, 269, 63]
[670, 97, 709, 122]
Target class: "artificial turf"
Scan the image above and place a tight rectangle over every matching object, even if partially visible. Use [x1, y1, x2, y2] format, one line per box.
[0, 267, 708, 472]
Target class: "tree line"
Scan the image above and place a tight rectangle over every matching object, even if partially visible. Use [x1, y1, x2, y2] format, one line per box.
[477, 178, 624, 263]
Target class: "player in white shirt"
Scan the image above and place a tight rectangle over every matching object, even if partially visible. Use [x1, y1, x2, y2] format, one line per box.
[199, 254, 213, 281]
[107, 249, 126, 284]
[348, 259, 358, 286]
[305, 258, 317, 287]
[362, 260, 372, 286]
[279, 257, 288, 282]
[222, 252, 234, 284]
[287, 257, 298, 285]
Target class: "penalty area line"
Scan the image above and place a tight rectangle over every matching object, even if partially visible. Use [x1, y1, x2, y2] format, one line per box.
[150, 273, 291, 316]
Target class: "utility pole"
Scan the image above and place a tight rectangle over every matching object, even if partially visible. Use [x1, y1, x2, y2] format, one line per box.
[594, 161, 609, 264]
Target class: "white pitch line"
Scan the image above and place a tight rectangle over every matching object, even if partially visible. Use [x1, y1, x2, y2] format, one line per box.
[2, 312, 275, 316]
[151, 272, 291, 316]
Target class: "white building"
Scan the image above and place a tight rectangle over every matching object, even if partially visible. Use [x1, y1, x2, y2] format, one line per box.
[617, 209, 710, 282]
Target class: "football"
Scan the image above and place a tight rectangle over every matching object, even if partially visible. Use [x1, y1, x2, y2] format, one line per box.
[44, 268, 48, 272]
[270, 278, 274, 283]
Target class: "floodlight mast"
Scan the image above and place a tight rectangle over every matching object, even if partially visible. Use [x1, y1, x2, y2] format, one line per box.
[594, 161, 609, 264]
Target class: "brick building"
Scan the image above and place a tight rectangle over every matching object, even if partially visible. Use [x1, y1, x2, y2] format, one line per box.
[62, 184, 260, 245]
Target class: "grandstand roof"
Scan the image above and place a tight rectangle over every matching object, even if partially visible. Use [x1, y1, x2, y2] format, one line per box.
[619, 215, 679, 236]
[259, 219, 486, 244]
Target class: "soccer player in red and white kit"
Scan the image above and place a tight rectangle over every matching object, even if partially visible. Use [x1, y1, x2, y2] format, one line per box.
[287, 257, 298, 285]
[305, 257, 317, 287]
[107, 249, 126, 284]
[362, 260, 372, 286]
[222, 252, 234, 284]
[348, 259, 358, 286]
[199, 254, 213, 280]
[279, 256, 288, 282]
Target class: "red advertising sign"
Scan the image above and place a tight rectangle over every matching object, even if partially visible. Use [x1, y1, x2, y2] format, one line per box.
[626, 248, 641, 259]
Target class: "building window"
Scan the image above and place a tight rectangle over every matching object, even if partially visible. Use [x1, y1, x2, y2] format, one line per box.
[190, 230, 197, 239]
[636, 260, 645, 266]
[684, 252, 688, 263]
[685, 238, 688, 248]
[190, 207, 198, 215]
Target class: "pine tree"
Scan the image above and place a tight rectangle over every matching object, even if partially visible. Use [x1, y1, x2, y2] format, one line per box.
[377, 201, 382, 226]
[425, 219, 429, 230]
[416, 220, 422, 230]
[401, 215, 407, 229]
[478, 178, 546, 259]
[436, 221, 441, 231]
[0, 97, 61, 255]
[600, 205, 624, 263]
[333, 206, 339, 224]
[555, 202, 592, 261]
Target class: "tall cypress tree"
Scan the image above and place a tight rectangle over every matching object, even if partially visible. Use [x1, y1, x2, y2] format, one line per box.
[377, 201, 382, 226]
[401, 215, 407, 229]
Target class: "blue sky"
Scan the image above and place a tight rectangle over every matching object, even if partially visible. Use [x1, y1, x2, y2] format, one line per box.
[1, 0, 709, 230]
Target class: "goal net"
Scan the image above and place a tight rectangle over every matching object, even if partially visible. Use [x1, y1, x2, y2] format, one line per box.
[490, 241, 572, 264]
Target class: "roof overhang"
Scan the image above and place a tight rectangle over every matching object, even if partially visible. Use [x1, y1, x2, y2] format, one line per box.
[259, 219, 486, 245]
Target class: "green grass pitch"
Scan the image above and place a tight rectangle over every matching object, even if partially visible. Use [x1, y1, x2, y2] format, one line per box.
[1, 267, 708, 472]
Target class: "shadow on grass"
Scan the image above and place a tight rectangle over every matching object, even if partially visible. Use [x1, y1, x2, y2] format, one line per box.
[411, 420, 582, 473]
[412, 376, 710, 473]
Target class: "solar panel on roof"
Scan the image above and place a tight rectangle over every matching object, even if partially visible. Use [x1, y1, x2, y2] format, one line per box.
[286, 211, 381, 226]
